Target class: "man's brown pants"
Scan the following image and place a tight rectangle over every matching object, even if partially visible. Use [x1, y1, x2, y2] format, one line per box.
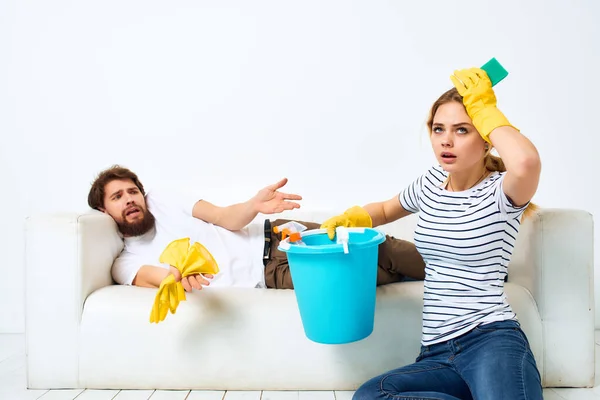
[263, 219, 426, 289]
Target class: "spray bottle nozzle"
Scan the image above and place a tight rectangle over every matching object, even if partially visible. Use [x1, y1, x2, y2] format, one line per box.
[273, 221, 308, 244]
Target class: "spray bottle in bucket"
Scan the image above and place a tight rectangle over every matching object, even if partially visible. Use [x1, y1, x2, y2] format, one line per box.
[273, 221, 307, 245]
[278, 226, 386, 344]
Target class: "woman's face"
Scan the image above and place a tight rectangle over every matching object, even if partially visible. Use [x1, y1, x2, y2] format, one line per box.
[430, 101, 487, 174]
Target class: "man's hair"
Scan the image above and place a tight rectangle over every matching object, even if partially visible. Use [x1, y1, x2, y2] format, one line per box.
[88, 165, 146, 210]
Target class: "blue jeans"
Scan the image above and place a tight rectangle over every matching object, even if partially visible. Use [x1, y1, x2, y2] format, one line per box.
[353, 320, 542, 400]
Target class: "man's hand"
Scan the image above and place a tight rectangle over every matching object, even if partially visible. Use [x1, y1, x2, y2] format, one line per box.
[251, 178, 302, 214]
[192, 178, 302, 231]
[169, 265, 213, 292]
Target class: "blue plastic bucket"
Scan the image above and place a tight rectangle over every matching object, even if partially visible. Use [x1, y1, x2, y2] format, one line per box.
[278, 227, 386, 344]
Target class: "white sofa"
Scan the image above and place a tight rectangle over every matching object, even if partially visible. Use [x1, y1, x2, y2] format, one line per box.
[25, 208, 595, 390]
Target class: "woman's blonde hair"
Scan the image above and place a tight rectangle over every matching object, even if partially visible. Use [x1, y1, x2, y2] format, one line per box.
[426, 88, 537, 220]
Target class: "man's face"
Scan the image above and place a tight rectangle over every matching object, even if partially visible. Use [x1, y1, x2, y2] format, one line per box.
[100, 179, 155, 237]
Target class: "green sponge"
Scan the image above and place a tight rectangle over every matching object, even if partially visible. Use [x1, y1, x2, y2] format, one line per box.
[481, 58, 508, 86]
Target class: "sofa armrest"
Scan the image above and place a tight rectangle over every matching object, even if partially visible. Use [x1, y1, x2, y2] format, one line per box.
[25, 211, 123, 389]
[509, 208, 595, 387]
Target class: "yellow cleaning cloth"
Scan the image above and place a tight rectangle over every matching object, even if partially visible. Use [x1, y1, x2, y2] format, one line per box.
[150, 238, 219, 323]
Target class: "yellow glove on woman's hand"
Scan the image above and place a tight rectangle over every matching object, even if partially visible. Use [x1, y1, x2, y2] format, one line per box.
[450, 68, 516, 142]
[320, 206, 372, 240]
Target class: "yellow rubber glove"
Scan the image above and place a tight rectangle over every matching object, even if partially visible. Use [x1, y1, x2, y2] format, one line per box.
[450, 68, 517, 143]
[320, 206, 372, 240]
[150, 238, 220, 323]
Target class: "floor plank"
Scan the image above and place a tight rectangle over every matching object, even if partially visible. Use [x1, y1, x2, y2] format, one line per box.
[333, 392, 355, 400]
[543, 388, 567, 400]
[223, 391, 262, 400]
[149, 390, 191, 399]
[187, 391, 226, 400]
[113, 390, 155, 400]
[299, 392, 335, 400]
[0, 387, 49, 400]
[76, 389, 121, 399]
[38, 389, 85, 399]
[552, 388, 600, 399]
[262, 391, 299, 400]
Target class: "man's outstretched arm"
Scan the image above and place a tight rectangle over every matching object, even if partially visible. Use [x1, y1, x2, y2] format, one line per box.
[192, 177, 302, 231]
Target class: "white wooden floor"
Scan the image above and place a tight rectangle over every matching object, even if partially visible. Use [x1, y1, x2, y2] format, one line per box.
[1, 333, 598, 399]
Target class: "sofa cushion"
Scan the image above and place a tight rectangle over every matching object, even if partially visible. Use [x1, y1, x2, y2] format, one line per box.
[78, 281, 542, 390]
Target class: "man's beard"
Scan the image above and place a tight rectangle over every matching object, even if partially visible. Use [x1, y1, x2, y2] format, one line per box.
[117, 208, 156, 237]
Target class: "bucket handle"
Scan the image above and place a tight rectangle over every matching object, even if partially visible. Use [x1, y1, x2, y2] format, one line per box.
[336, 226, 350, 254]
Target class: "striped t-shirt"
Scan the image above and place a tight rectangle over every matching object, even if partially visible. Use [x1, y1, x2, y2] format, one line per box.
[399, 165, 528, 346]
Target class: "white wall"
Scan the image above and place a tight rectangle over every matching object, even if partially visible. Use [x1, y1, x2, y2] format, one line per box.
[1, 0, 599, 332]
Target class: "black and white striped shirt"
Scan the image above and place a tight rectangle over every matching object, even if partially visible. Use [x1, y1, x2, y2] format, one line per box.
[399, 165, 528, 346]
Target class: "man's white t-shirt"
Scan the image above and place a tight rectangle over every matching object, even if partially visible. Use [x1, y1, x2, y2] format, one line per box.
[111, 190, 266, 288]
